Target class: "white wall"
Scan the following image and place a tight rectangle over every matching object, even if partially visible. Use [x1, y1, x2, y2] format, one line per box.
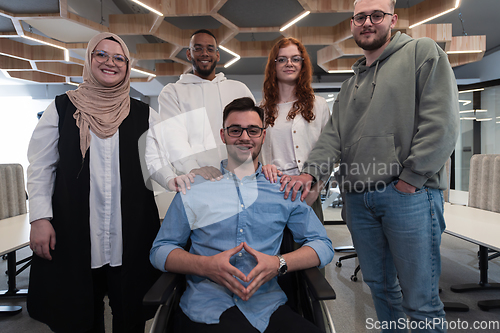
[0, 96, 53, 182]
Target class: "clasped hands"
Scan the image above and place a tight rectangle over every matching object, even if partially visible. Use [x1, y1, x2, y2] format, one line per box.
[205, 242, 279, 302]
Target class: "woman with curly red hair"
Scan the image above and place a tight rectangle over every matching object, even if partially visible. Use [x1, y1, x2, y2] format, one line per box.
[261, 37, 330, 222]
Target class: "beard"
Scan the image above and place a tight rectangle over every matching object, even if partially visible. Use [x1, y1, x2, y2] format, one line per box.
[191, 57, 217, 78]
[227, 145, 261, 165]
[353, 26, 391, 51]
[226, 140, 263, 168]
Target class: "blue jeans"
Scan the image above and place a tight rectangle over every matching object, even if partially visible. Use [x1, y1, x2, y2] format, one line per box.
[344, 181, 446, 333]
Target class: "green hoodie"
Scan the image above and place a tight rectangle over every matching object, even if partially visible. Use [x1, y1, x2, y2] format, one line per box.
[304, 32, 459, 192]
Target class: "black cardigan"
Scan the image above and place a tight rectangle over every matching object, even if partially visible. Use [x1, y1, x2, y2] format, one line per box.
[27, 94, 160, 332]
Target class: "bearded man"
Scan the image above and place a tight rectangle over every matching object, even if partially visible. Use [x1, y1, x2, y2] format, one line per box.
[282, 1, 459, 331]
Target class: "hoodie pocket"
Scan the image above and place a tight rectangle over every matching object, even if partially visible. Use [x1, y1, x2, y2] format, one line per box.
[339, 135, 402, 191]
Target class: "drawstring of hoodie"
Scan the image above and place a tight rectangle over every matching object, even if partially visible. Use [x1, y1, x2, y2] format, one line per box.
[371, 60, 380, 98]
[353, 72, 360, 101]
[217, 78, 223, 115]
[353, 60, 380, 101]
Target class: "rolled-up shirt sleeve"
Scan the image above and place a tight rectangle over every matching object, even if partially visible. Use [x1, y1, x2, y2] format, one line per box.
[27, 101, 60, 223]
[150, 193, 192, 271]
[287, 202, 334, 269]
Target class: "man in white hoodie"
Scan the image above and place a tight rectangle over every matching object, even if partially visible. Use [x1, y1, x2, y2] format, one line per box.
[147, 30, 254, 191]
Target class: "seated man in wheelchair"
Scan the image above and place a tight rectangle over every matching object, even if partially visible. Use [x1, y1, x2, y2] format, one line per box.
[150, 97, 334, 333]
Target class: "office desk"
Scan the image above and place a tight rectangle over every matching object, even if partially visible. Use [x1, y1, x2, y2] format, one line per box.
[444, 203, 500, 310]
[0, 213, 30, 315]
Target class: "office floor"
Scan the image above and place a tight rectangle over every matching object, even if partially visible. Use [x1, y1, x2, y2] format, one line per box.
[1, 207, 499, 333]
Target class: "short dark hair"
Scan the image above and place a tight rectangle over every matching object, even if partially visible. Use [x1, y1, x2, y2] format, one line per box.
[191, 29, 217, 45]
[223, 97, 264, 126]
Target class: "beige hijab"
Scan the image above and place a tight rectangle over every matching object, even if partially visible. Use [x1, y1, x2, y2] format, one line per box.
[67, 32, 131, 158]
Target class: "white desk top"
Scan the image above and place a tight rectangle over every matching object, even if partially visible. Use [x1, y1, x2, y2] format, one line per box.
[444, 203, 500, 251]
[0, 213, 30, 256]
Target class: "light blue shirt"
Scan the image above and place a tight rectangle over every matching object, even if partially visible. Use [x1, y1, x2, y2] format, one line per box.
[150, 161, 334, 332]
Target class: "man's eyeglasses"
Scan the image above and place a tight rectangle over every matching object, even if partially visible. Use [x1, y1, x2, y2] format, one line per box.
[92, 50, 128, 68]
[191, 46, 218, 54]
[224, 125, 265, 138]
[352, 10, 393, 27]
[275, 56, 304, 65]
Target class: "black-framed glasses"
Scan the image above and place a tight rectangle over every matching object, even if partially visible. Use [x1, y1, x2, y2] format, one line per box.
[92, 50, 128, 67]
[352, 10, 393, 26]
[275, 56, 303, 65]
[191, 45, 218, 54]
[224, 125, 265, 138]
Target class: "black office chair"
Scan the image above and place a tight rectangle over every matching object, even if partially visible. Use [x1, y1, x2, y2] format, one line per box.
[334, 246, 361, 282]
[144, 228, 337, 333]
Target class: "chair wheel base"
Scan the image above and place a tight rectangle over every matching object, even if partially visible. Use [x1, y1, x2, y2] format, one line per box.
[350, 275, 358, 282]
[478, 300, 500, 311]
[0, 305, 22, 315]
[335, 262, 342, 267]
[443, 302, 469, 312]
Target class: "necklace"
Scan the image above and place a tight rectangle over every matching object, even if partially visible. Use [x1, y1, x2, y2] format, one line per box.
[278, 99, 297, 104]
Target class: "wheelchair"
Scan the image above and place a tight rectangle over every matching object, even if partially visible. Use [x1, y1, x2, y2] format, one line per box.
[143, 228, 337, 333]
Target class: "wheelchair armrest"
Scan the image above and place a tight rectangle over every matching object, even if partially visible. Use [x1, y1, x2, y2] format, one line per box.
[143, 272, 184, 306]
[300, 267, 336, 301]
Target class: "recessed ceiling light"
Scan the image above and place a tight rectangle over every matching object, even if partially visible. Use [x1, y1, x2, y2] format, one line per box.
[131, 0, 163, 16]
[459, 88, 484, 94]
[328, 70, 354, 74]
[219, 45, 241, 68]
[131, 67, 156, 77]
[280, 11, 310, 32]
[409, 1, 461, 29]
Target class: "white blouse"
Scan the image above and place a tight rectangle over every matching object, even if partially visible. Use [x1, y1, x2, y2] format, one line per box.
[262, 96, 330, 175]
[27, 100, 159, 269]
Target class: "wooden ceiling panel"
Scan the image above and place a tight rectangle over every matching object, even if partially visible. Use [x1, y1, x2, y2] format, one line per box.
[409, 24, 452, 43]
[7, 70, 66, 83]
[238, 41, 277, 58]
[319, 57, 357, 72]
[299, 0, 354, 13]
[448, 35, 486, 53]
[0, 54, 31, 70]
[0, 0, 488, 84]
[109, 14, 158, 35]
[284, 17, 351, 45]
[0, 39, 65, 61]
[36, 62, 83, 77]
[155, 62, 189, 76]
[136, 42, 179, 59]
[448, 53, 485, 68]
[162, 0, 224, 16]
[408, 0, 457, 28]
[153, 20, 187, 46]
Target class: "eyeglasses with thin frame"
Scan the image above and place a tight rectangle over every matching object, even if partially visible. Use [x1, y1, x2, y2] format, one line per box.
[92, 50, 128, 68]
[275, 56, 304, 66]
[224, 125, 265, 138]
[190, 46, 218, 54]
[352, 10, 393, 27]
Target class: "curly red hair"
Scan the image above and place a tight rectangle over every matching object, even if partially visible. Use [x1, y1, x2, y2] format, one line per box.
[262, 37, 315, 127]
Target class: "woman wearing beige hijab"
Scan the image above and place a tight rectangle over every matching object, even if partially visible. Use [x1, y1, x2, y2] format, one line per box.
[27, 32, 160, 332]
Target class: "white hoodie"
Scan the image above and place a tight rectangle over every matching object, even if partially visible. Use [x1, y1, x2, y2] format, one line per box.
[146, 73, 254, 189]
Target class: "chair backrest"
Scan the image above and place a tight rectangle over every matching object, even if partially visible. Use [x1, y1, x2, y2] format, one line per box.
[468, 154, 500, 213]
[0, 164, 27, 220]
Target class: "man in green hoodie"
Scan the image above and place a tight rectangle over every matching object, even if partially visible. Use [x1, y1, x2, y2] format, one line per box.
[281, 0, 459, 332]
